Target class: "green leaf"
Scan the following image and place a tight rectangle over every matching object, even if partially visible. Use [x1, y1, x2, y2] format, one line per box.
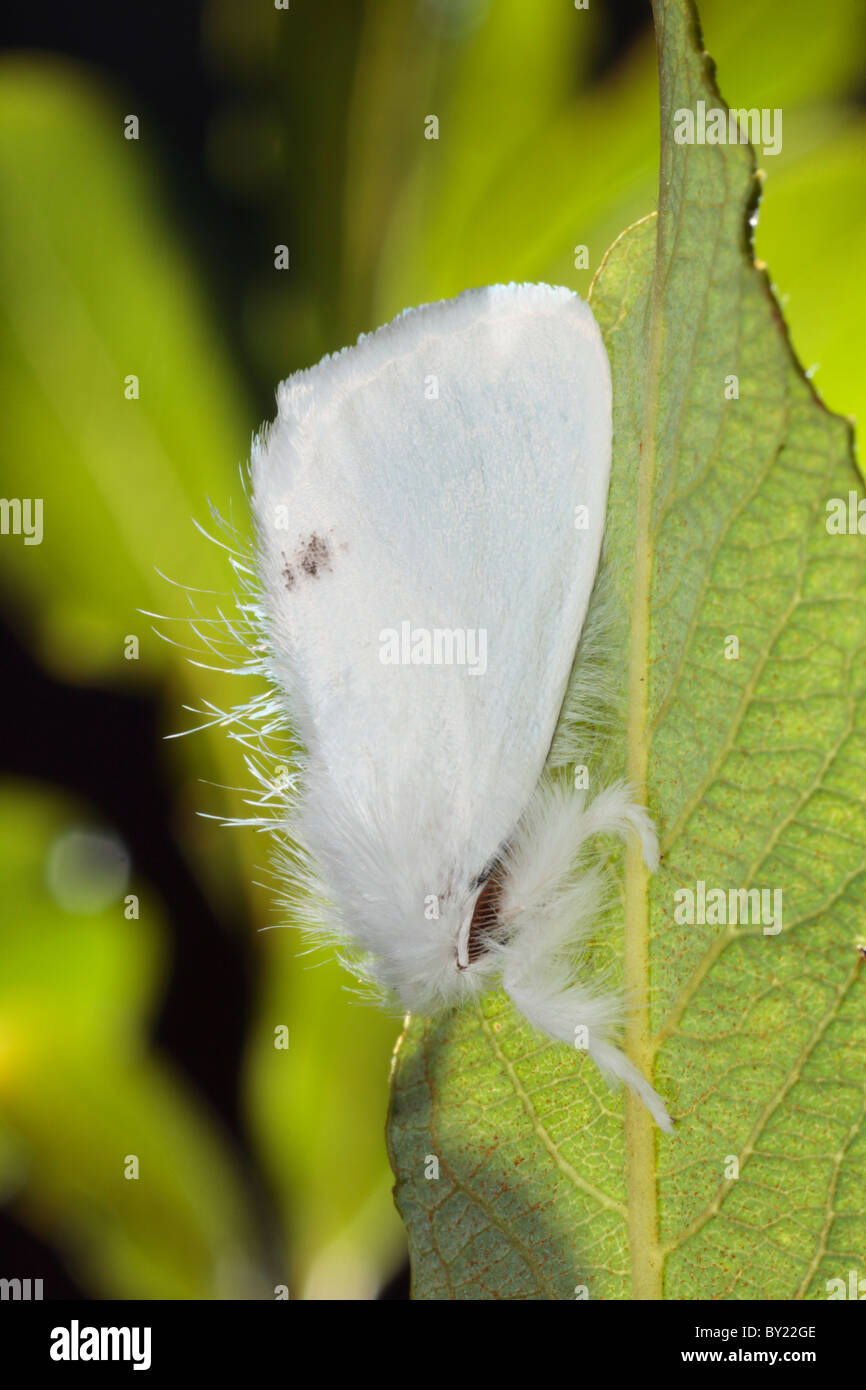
[387, 0, 866, 1299]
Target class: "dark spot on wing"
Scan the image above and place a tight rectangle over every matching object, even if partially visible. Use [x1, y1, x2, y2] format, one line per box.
[284, 532, 335, 592]
[299, 532, 332, 578]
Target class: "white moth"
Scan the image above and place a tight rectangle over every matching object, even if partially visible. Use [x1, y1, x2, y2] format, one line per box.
[249, 282, 672, 1132]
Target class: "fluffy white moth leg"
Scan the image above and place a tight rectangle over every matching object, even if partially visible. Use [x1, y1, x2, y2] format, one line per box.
[496, 779, 672, 1133]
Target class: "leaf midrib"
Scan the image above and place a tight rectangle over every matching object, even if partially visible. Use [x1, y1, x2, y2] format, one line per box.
[619, 0, 691, 1302]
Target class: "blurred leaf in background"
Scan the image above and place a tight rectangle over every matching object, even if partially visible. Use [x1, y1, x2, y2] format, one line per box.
[0, 39, 407, 1299]
[0, 783, 262, 1298]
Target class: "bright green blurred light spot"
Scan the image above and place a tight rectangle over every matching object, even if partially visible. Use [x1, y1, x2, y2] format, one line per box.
[45, 827, 130, 915]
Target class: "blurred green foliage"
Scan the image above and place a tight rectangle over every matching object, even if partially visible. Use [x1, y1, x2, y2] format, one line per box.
[0, 785, 262, 1298]
[0, 0, 861, 1297]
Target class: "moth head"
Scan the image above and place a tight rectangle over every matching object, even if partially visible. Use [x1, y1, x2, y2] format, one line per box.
[377, 865, 506, 1016]
[455, 870, 504, 970]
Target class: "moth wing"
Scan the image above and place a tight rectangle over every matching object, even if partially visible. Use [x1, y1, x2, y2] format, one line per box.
[251, 283, 611, 884]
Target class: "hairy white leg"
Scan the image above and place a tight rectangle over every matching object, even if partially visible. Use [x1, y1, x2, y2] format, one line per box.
[495, 779, 672, 1132]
